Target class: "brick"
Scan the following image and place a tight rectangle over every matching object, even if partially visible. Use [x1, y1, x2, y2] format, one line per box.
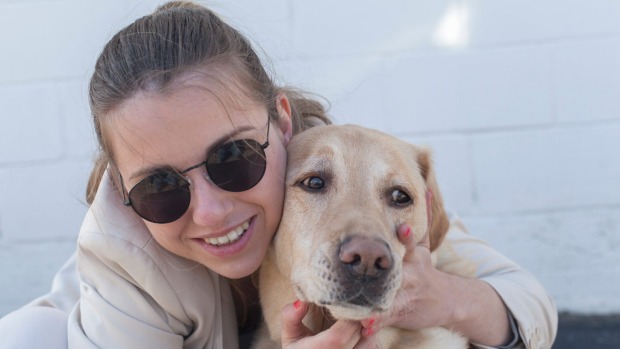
[0, 84, 64, 164]
[379, 48, 553, 133]
[59, 82, 97, 159]
[463, 207, 620, 313]
[472, 124, 620, 213]
[402, 135, 474, 215]
[291, 0, 455, 57]
[0, 241, 76, 317]
[0, 0, 155, 84]
[274, 56, 388, 129]
[553, 38, 620, 123]
[0, 160, 91, 242]
[208, 0, 292, 61]
[465, 0, 620, 46]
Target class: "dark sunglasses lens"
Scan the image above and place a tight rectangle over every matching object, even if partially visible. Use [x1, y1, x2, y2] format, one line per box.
[206, 140, 267, 192]
[129, 172, 190, 224]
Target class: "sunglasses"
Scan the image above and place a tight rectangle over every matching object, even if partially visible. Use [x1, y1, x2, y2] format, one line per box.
[121, 119, 270, 224]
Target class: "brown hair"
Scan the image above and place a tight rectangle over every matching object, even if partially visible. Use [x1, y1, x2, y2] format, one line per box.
[84, 0, 331, 328]
[86, 0, 330, 204]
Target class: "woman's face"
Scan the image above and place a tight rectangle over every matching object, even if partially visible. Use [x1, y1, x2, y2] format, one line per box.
[108, 75, 292, 279]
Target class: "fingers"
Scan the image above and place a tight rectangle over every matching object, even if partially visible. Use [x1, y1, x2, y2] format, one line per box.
[397, 189, 433, 251]
[397, 223, 414, 246]
[399, 222, 427, 266]
[353, 334, 378, 349]
[281, 300, 311, 346]
[418, 189, 433, 250]
[418, 228, 431, 250]
[360, 317, 377, 337]
[281, 300, 363, 349]
[326, 319, 363, 348]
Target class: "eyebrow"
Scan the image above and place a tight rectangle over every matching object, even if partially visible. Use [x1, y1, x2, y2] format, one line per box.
[127, 124, 257, 183]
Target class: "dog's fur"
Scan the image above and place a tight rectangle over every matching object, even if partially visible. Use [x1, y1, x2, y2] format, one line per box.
[253, 125, 471, 349]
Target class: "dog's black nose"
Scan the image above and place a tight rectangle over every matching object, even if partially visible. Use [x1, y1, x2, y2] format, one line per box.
[339, 236, 392, 278]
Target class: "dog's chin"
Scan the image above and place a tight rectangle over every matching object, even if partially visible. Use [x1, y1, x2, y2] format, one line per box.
[327, 304, 388, 321]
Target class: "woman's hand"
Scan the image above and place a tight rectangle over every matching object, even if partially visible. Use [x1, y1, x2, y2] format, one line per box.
[281, 300, 378, 349]
[360, 223, 455, 336]
[360, 220, 513, 347]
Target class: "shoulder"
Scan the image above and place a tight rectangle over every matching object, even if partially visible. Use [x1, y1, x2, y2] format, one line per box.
[76, 171, 228, 323]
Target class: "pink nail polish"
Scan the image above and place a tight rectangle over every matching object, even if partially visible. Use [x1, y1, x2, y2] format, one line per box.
[404, 226, 411, 237]
[293, 300, 302, 310]
[367, 327, 374, 336]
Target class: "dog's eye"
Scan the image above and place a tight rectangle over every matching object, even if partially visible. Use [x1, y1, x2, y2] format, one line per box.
[390, 189, 412, 206]
[301, 176, 325, 190]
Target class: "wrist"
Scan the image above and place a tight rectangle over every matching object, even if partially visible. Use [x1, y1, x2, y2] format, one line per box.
[438, 273, 513, 346]
[433, 269, 471, 327]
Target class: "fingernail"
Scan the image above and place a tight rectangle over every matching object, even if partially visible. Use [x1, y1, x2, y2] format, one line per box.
[404, 226, 411, 237]
[366, 327, 374, 336]
[293, 300, 302, 310]
[367, 318, 375, 326]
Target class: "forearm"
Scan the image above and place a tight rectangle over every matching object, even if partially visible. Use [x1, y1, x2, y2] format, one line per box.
[441, 272, 513, 347]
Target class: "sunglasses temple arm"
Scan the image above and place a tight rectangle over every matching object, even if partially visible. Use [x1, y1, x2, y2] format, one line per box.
[117, 172, 132, 206]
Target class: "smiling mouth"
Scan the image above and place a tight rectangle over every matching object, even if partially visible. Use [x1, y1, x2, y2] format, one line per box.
[203, 220, 250, 246]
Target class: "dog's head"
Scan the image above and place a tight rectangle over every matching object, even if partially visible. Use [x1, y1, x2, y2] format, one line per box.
[272, 124, 449, 320]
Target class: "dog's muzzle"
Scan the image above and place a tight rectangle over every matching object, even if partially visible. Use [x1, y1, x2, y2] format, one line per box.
[334, 235, 394, 308]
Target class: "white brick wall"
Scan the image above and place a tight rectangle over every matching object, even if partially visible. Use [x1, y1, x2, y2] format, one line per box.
[1, 0, 618, 317]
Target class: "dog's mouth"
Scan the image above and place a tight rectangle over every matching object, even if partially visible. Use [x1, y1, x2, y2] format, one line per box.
[317, 294, 391, 320]
[291, 235, 402, 320]
[296, 275, 395, 320]
[319, 292, 389, 310]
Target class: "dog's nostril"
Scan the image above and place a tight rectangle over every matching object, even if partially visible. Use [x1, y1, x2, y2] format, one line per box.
[339, 236, 393, 278]
[375, 256, 390, 270]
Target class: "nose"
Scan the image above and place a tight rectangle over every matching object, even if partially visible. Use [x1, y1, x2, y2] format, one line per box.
[187, 171, 234, 226]
[339, 236, 393, 279]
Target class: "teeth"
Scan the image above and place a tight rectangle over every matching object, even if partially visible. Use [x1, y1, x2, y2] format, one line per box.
[204, 220, 250, 246]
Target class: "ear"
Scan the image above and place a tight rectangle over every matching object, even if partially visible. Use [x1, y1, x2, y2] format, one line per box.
[276, 93, 293, 145]
[416, 148, 449, 252]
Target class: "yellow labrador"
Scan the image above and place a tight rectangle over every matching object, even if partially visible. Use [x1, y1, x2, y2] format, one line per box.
[253, 124, 469, 349]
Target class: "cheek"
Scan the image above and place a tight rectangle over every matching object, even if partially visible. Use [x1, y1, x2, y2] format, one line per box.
[145, 222, 185, 252]
[257, 145, 288, 232]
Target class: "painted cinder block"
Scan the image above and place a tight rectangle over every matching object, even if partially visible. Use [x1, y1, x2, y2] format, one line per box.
[463, 208, 620, 313]
[209, 0, 292, 62]
[0, 1, 154, 84]
[274, 56, 389, 130]
[291, 0, 458, 57]
[0, 84, 64, 164]
[0, 160, 91, 242]
[0, 241, 76, 316]
[471, 124, 620, 214]
[553, 37, 620, 123]
[379, 47, 553, 134]
[402, 135, 475, 215]
[465, 0, 620, 46]
[59, 81, 97, 159]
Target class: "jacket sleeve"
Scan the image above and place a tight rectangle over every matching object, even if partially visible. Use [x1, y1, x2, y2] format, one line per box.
[443, 212, 558, 349]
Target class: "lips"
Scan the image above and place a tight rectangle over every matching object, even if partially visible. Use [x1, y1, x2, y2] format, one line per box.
[203, 220, 250, 246]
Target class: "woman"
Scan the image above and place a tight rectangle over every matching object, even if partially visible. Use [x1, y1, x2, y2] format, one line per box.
[0, 1, 556, 348]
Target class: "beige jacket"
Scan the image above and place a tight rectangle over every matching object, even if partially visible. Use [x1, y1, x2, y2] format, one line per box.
[30, 173, 238, 348]
[26, 173, 557, 349]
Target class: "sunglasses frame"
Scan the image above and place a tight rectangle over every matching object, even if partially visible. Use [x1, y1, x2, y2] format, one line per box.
[119, 116, 271, 223]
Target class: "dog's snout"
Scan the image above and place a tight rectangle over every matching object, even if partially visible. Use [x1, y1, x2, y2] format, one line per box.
[339, 236, 392, 278]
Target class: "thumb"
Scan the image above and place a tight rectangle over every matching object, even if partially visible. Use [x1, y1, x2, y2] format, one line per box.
[397, 223, 418, 263]
[418, 189, 433, 250]
[281, 300, 312, 346]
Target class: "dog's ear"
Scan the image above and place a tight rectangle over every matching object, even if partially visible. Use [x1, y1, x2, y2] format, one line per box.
[416, 148, 450, 251]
